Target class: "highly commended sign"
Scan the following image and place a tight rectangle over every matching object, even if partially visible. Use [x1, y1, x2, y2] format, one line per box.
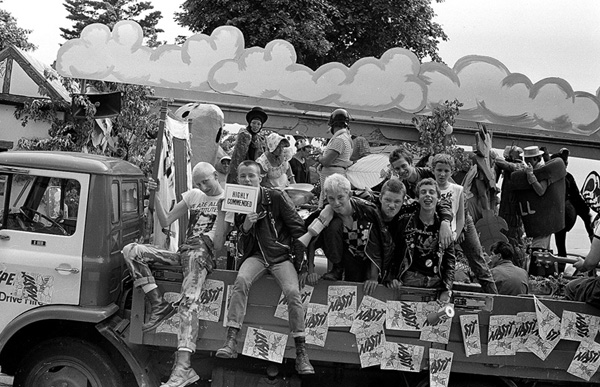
[222, 184, 259, 214]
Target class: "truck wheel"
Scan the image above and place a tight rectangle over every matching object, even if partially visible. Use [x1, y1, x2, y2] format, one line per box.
[14, 337, 124, 387]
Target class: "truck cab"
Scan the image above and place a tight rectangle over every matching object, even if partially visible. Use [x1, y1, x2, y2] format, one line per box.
[0, 151, 145, 387]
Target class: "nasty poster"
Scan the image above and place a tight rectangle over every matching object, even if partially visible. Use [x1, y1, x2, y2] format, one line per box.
[567, 340, 600, 381]
[381, 342, 424, 372]
[305, 303, 329, 347]
[274, 285, 313, 321]
[420, 302, 453, 344]
[242, 327, 288, 363]
[487, 315, 517, 356]
[355, 326, 386, 368]
[0, 269, 54, 305]
[459, 314, 481, 357]
[429, 348, 453, 387]
[534, 295, 561, 341]
[524, 325, 561, 361]
[198, 279, 225, 322]
[560, 310, 599, 342]
[327, 285, 357, 327]
[350, 296, 386, 334]
[386, 300, 422, 331]
[156, 291, 182, 334]
[514, 312, 537, 353]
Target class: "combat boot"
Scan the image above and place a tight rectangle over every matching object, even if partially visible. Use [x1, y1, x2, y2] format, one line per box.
[216, 327, 239, 358]
[161, 350, 199, 387]
[143, 288, 176, 332]
[294, 337, 315, 375]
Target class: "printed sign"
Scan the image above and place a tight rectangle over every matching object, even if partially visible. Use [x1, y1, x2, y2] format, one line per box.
[0, 269, 54, 305]
[221, 184, 259, 214]
[429, 348, 453, 387]
[350, 296, 386, 334]
[242, 327, 288, 363]
[420, 302, 453, 344]
[386, 300, 422, 331]
[487, 315, 517, 356]
[274, 285, 313, 321]
[305, 303, 329, 347]
[327, 285, 357, 327]
[381, 342, 424, 372]
[514, 312, 537, 353]
[524, 325, 561, 361]
[560, 310, 599, 342]
[156, 291, 182, 334]
[567, 340, 600, 381]
[459, 314, 481, 357]
[198, 279, 225, 322]
[355, 326, 386, 368]
[534, 295, 561, 341]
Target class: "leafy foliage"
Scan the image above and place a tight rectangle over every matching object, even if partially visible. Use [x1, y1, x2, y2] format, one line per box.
[14, 0, 164, 175]
[61, 0, 164, 47]
[0, 4, 36, 51]
[175, 0, 447, 69]
[410, 99, 471, 172]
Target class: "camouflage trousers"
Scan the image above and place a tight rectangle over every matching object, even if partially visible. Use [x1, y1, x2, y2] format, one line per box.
[122, 241, 213, 352]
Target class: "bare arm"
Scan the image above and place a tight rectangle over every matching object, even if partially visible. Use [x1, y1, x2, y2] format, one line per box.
[575, 236, 600, 272]
[319, 149, 340, 167]
[148, 178, 188, 227]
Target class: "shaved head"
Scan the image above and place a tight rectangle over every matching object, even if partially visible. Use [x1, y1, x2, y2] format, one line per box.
[192, 162, 221, 195]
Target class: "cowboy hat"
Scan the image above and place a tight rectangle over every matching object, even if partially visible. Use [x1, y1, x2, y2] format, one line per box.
[246, 106, 268, 124]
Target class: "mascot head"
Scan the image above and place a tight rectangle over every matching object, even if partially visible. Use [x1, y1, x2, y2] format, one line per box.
[174, 103, 224, 167]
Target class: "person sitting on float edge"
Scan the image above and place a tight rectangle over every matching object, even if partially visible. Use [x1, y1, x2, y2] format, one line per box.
[318, 173, 392, 296]
[122, 162, 223, 387]
[564, 216, 600, 308]
[228, 106, 269, 184]
[489, 241, 529, 296]
[216, 160, 314, 375]
[385, 178, 455, 304]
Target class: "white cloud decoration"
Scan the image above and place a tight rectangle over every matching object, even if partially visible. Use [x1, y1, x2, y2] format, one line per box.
[56, 20, 600, 135]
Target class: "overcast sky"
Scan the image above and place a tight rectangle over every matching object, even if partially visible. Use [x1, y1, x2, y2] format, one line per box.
[2, 0, 600, 94]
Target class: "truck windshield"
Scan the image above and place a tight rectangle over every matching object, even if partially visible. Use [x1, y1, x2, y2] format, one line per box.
[0, 173, 81, 236]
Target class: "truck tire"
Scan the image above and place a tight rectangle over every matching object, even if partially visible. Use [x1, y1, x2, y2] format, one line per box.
[13, 337, 124, 387]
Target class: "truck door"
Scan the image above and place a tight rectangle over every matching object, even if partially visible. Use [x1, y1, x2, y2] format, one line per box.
[0, 167, 89, 329]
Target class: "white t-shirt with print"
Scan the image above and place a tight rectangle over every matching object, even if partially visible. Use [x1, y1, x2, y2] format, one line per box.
[181, 189, 223, 243]
[439, 183, 464, 239]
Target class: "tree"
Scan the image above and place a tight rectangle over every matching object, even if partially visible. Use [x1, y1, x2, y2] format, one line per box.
[0, 2, 36, 51]
[174, 0, 447, 69]
[15, 0, 165, 175]
[61, 0, 163, 47]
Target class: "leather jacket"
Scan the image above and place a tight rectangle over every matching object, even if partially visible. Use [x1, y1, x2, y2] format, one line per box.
[347, 197, 394, 279]
[387, 206, 455, 291]
[235, 187, 306, 270]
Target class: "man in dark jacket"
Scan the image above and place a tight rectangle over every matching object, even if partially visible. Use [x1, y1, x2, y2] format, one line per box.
[215, 160, 314, 375]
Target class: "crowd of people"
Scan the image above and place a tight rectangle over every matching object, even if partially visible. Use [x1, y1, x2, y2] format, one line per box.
[129, 105, 600, 387]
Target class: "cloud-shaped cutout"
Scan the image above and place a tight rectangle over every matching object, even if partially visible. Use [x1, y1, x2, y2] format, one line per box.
[56, 20, 244, 91]
[209, 42, 427, 113]
[55, 21, 600, 136]
[421, 56, 600, 134]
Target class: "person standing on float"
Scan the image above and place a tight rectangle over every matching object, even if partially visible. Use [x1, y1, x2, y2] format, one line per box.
[317, 109, 353, 208]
